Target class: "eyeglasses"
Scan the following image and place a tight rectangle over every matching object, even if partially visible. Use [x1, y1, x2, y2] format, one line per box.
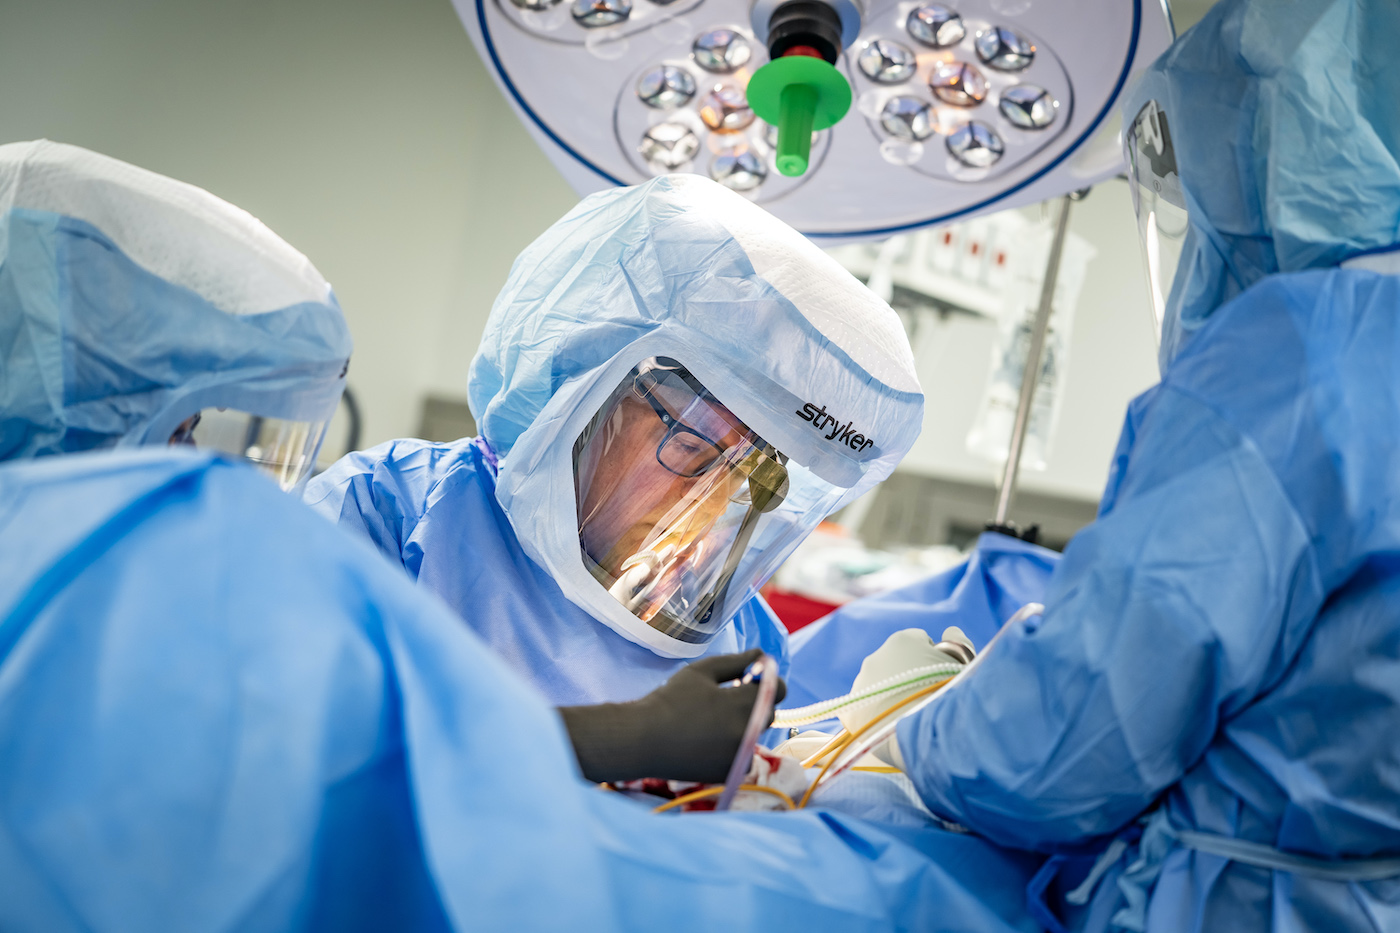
[633, 369, 733, 478]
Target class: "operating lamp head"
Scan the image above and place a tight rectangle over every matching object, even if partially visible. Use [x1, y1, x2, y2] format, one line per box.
[452, 0, 1171, 239]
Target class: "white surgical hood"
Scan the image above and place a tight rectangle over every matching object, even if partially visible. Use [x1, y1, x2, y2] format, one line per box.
[470, 174, 923, 656]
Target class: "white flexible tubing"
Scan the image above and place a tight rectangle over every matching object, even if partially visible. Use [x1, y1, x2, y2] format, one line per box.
[772, 662, 964, 727]
[816, 602, 1047, 785]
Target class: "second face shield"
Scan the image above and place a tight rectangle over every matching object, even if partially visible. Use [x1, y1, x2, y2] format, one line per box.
[575, 357, 797, 646]
[168, 407, 331, 493]
[1126, 99, 1190, 343]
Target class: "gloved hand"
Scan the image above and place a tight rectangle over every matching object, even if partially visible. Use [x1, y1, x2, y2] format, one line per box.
[836, 626, 974, 736]
[558, 648, 786, 784]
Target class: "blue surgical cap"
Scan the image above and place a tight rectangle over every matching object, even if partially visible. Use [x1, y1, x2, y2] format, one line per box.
[0, 140, 352, 461]
[1123, 0, 1400, 367]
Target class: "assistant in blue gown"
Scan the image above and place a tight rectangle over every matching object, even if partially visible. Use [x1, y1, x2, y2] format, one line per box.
[0, 450, 1047, 933]
[307, 175, 927, 707]
[896, 2, 1400, 930]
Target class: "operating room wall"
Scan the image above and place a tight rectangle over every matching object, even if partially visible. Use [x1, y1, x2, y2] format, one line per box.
[0, 0, 580, 449]
[896, 186, 1161, 504]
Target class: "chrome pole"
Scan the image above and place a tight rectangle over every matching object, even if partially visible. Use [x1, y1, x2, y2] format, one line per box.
[993, 193, 1074, 526]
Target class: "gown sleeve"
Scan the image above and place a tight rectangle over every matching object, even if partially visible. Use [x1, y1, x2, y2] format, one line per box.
[896, 273, 1367, 849]
[900, 382, 1324, 847]
[303, 438, 455, 574]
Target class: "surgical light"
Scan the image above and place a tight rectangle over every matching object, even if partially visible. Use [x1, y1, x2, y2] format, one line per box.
[453, 0, 1172, 238]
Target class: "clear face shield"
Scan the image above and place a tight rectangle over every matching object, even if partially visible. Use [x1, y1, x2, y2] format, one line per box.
[169, 408, 330, 492]
[574, 357, 795, 647]
[1126, 99, 1190, 344]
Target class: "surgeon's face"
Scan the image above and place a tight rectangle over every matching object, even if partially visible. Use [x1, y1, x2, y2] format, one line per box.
[577, 390, 748, 579]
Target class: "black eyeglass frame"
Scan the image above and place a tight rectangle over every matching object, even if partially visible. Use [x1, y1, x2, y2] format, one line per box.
[632, 367, 733, 479]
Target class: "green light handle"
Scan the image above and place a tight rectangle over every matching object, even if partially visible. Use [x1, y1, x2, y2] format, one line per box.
[776, 83, 818, 177]
[747, 55, 851, 178]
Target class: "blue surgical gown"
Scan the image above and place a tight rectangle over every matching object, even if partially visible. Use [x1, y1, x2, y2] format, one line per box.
[304, 437, 790, 705]
[0, 448, 1045, 932]
[898, 268, 1400, 932]
[783, 531, 1058, 709]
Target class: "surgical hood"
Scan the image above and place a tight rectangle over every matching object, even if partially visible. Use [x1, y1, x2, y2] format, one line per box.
[471, 174, 924, 656]
[0, 140, 351, 463]
[470, 173, 922, 488]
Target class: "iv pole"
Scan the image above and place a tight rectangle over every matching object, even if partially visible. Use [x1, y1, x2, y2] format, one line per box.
[989, 191, 1081, 537]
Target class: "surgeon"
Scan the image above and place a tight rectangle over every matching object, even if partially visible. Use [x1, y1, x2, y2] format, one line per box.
[0, 141, 1045, 932]
[306, 177, 925, 706]
[884, 1, 1400, 930]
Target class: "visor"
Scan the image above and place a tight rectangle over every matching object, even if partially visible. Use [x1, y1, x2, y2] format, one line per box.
[1126, 99, 1190, 343]
[170, 408, 330, 492]
[574, 357, 838, 647]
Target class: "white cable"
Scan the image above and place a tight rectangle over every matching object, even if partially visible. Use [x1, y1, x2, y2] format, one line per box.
[772, 662, 963, 727]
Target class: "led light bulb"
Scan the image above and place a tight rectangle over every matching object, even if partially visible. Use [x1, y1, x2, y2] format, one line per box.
[906, 5, 965, 48]
[640, 122, 701, 169]
[929, 61, 987, 107]
[858, 39, 917, 85]
[699, 84, 756, 132]
[710, 149, 767, 190]
[998, 84, 1055, 128]
[880, 96, 935, 141]
[975, 27, 1034, 71]
[692, 29, 752, 72]
[947, 121, 1004, 167]
[637, 65, 697, 109]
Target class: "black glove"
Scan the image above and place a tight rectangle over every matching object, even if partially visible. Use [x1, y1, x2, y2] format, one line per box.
[558, 648, 787, 785]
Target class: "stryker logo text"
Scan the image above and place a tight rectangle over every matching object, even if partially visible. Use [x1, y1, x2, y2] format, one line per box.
[797, 403, 875, 453]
